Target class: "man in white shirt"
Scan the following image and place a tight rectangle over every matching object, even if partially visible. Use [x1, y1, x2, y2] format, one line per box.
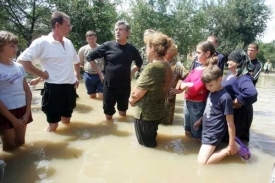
[17, 11, 80, 132]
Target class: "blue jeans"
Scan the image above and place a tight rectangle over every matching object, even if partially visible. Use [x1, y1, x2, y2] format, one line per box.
[184, 100, 206, 138]
[83, 72, 103, 94]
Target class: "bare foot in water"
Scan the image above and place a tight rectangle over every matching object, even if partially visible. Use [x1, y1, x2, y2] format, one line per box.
[46, 123, 58, 132]
[105, 114, 113, 120]
[118, 111, 126, 116]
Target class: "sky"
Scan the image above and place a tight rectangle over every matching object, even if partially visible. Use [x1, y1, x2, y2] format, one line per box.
[260, 0, 275, 42]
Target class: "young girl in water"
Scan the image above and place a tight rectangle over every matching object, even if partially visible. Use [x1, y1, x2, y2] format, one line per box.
[0, 30, 33, 151]
[180, 41, 217, 140]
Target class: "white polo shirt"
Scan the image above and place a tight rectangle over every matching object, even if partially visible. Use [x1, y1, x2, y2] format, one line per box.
[18, 33, 80, 84]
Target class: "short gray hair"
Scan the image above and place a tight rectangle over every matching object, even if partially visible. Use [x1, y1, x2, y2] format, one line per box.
[115, 20, 131, 32]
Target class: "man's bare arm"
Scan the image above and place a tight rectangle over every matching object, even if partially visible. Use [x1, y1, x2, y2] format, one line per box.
[18, 60, 49, 79]
[90, 61, 104, 82]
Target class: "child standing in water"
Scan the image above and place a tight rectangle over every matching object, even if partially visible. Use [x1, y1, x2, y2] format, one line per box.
[0, 30, 33, 151]
[180, 41, 216, 140]
[198, 65, 251, 164]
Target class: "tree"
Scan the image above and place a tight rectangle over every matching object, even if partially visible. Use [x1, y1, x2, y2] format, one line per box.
[0, 0, 53, 48]
[122, 0, 207, 58]
[258, 41, 275, 63]
[202, 0, 271, 55]
[0, 0, 118, 50]
[52, 0, 118, 49]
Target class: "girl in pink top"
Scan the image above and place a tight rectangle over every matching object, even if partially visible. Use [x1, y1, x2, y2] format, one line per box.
[180, 41, 218, 140]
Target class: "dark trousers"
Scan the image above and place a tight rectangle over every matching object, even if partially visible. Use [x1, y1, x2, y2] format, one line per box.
[103, 85, 130, 115]
[134, 118, 160, 147]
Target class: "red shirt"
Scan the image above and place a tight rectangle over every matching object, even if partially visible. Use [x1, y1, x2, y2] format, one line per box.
[183, 68, 208, 102]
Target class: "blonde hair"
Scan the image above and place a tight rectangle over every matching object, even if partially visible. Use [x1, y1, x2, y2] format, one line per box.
[144, 32, 172, 57]
[143, 29, 156, 44]
[144, 29, 155, 38]
[167, 39, 178, 56]
[0, 30, 18, 52]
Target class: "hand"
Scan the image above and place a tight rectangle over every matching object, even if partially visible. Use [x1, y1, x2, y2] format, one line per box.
[43, 70, 49, 79]
[193, 118, 202, 130]
[233, 98, 242, 109]
[169, 88, 183, 98]
[129, 98, 135, 107]
[129, 101, 135, 107]
[180, 82, 193, 90]
[227, 144, 238, 155]
[233, 103, 242, 109]
[21, 113, 29, 125]
[74, 80, 79, 89]
[100, 74, 104, 83]
[11, 118, 25, 129]
[29, 77, 42, 86]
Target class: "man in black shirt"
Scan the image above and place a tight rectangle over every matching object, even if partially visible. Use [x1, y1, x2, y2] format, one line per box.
[87, 20, 143, 120]
[247, 42, 262, 86]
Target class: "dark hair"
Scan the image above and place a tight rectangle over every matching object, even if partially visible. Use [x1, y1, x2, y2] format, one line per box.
[207, 35, 218, 44]
[228, 49, 252, 76]
[197, 41, 216, 56]
[207, 53, 218, 66]
[85, 30, 97, 37]
[197, 41, 216, 66]
[0, 30, 18, 51]
[201, 65, 222, 84]
[50, 11, 70, 29]
[248, 42, 259, 50]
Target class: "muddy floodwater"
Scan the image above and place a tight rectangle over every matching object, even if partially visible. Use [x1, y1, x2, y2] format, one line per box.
[0, 73, 275, 183]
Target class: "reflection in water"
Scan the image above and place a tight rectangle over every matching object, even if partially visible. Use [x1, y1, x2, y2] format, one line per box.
[0, 74, 275, 183]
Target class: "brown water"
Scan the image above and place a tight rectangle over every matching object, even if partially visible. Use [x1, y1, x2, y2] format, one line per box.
[0, 73, 274, 183]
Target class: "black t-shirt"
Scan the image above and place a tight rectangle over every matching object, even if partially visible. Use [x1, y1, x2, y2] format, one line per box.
[87, 41, 143, 89]
[249, 58, 262, 85]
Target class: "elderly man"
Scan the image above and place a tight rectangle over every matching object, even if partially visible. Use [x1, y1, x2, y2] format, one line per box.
[86, 20, 143, 120]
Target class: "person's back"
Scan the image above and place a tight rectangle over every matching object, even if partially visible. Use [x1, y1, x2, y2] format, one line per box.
[129, 32, 173, 147]
[134, 61, 172, 121]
